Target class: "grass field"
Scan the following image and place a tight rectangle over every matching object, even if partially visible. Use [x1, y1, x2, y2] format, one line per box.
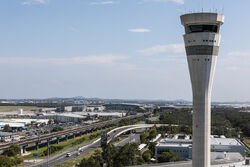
[0, 106, 41, 112]
[53, 148, 102, 167]
[23, 128, 112, 159]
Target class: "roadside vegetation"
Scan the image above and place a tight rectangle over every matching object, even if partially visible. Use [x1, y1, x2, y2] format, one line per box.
[78, 142, 181, 167]
[0, 144, 23, 167]
[53, 148, 102, 167]
[23, 130, 106, 159]
[78, 143, 142, 167]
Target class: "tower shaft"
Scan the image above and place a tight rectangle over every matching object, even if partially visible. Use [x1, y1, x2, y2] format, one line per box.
[180, 13, 224, 167]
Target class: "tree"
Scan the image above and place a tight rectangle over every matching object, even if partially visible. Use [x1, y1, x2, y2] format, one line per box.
[79, 150, 103, 167]
[79, 157, 97, 167]
[51, 126, 64, 132]
[142, 150, 151, 162]
[140, 132, 149, 143]
[148, 142, 156, 155]
[148, 127, 157, 140]
[12, 156, 23, 167]
[247, 150, 250, 157]
[102, 144, 117, 166]
[48, 119, 53, 125]
[3, 124, 12, 132]
[158, 152, 180, 163]
[113, 143, 140, 167]
[54, 119, 59, 124]
[0, 155, 13, 167]
[3, 144, 21, 157]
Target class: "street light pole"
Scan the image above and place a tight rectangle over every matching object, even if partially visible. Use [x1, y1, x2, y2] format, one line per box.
[47, 139, 50, 167]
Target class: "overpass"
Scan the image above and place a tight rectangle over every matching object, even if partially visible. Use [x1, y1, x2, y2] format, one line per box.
[0, 112, 150, 152]
[112, 124, 178, 139]
[29, 124, 146, 167]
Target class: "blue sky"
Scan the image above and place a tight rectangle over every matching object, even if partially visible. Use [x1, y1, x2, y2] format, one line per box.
[0, 0, 250, 101]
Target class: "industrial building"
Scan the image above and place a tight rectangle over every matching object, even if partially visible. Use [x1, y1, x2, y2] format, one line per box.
[0, 119, 49, 130]
[155, 136, 246, 159]
[39, 113, 87, 123]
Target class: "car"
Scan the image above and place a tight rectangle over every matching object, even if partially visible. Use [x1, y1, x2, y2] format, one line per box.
[77, 152, 81, 156]
[66, 153, 71, 157]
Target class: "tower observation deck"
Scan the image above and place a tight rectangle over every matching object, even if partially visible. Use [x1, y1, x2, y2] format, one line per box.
[180, 13, 225, 167]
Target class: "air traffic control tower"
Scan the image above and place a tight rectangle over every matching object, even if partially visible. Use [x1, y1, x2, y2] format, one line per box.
[180, 13, 224, 167]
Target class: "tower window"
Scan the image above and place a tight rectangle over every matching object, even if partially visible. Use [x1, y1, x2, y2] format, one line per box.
[185, 24, 219, 34]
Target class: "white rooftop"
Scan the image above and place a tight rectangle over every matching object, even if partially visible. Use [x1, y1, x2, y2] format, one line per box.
[157, 137, 242, 147]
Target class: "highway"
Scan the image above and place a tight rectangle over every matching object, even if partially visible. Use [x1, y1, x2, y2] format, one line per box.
[29, 125, 140, 167]
[33, 124, 172, 167]
[0, 113, 149, 151]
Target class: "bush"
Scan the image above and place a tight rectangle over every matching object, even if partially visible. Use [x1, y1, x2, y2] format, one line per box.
[51, 126, 64, 132]
[0, 155, 23, 167]
[247, 150, 250, 157]
[142, 150, 152, 162]
[0, 155, 13, 167]
[72, 136, 86, 145]
[2, 125, 12, 132]
[158, 152, 180, 163]
[89, 132, 101, 140]
[42, 145, 64, 156]
[2, 144, 21, 157]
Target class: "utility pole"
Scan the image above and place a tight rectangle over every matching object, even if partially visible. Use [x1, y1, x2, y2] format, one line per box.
[47, 140, 49, 167]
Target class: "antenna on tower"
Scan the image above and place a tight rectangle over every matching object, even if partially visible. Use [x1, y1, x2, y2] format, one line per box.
[222, 1, 225, 14]
[201, 0, 204, 13]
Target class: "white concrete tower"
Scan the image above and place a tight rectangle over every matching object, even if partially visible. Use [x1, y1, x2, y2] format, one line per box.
[180, 13, 224, 167]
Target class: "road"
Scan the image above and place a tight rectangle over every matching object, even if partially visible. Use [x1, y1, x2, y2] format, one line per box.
[29, 126, 138, 167]
[115, 134, 141, 147]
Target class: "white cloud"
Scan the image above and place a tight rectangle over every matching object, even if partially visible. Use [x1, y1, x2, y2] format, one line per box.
[22, 0, 49, 5]
[141, 0, 184, 5]
[90, 1, 118, 5]
[128, 28, 151, 33]
[0, 55, 128, 65]
[137, 43, 185, 56]
[217, 51, 250, 71]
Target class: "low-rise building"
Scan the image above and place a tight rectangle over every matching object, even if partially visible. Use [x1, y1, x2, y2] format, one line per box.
[155, 135, 246, 159]
[0, 132, 20, 142]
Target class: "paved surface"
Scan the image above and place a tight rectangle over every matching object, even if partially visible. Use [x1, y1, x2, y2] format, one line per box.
[29, 126, 138, 167]
[129, 152, 245, 167]
[115, 134, 141, 147]
[129, 160, 246, 167]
